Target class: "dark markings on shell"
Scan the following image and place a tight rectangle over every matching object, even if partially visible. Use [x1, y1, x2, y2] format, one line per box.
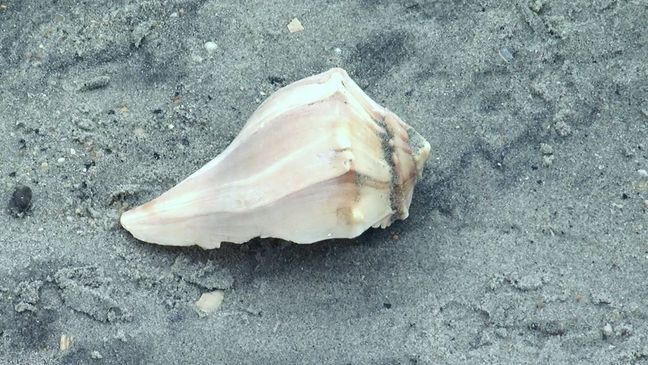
[382, 112, 419, 223]
[354, 172, 390, 190]
[391, 151, 405, 221]
[371, 113, 398, 224]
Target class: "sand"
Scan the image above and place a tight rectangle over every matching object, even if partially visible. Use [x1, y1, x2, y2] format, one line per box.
[1, 1, 647, 364]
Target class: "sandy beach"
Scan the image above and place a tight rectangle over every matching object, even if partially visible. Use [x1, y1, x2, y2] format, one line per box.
[1, 1, 647, 364]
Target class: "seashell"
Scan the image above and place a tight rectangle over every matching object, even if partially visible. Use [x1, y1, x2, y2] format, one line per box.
[120, 68, 431, 249]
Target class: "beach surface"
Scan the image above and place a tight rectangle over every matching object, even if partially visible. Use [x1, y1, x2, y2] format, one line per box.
[1, 1, 647, 364]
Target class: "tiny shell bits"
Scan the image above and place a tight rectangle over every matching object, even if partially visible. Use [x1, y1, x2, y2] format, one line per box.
[120, 68, 431, 249]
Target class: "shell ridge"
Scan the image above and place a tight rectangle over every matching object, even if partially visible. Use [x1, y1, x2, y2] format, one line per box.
[236, 70, 347, 140]
[202, 144, 355, 213]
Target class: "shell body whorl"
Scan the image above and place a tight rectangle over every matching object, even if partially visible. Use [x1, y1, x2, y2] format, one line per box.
[120, 68, 431, 249]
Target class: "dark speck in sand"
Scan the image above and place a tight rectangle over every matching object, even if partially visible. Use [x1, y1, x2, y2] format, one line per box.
[8, 185, 32, 217]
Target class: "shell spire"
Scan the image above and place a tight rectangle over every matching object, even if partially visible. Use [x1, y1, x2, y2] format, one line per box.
[120, 68, 431, 249]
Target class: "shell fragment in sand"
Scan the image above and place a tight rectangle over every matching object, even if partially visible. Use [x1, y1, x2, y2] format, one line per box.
[195, 290, 225, 314]
[287, 18, 304, 33]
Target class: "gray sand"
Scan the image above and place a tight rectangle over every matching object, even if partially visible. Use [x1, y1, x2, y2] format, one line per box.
[1, 1, 647, 364]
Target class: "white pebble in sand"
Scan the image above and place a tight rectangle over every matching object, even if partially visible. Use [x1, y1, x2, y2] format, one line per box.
[204, 41, 218, 54]
[287, 18, 304, 33]
[195, 290, 224, 314]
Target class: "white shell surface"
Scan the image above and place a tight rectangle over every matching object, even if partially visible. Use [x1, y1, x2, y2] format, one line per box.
[120, 68, 431, 249]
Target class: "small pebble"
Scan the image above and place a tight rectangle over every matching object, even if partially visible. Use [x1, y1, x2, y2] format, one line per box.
[498, 47, 514, 64]
[90, 350, 103, 359]
[602, 323, 613, 338]
[287, 18, 304, 33]
[168, 124, 174, 130]
[70, 148, 76, 155]
[57, 157, 65, 164]
[637, 169, 648, 178]
[542, 155, 554, 167]
[204, 41, 218, 54]
[540, 143, 553, 155]
[334, 47, 342, 54]
[59, 335, 72, 351]
[195, 290, 225, 314]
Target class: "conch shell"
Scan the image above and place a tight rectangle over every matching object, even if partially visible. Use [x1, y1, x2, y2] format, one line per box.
[120, 68, 430, 249]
